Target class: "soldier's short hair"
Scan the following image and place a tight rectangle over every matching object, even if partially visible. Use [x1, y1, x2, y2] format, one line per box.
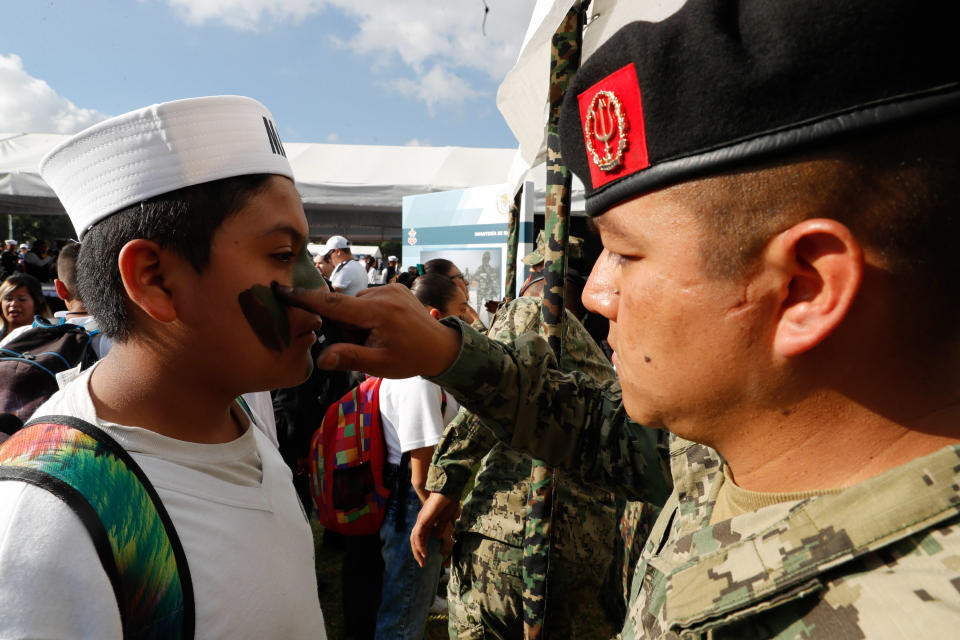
[689, 115, 960, 333]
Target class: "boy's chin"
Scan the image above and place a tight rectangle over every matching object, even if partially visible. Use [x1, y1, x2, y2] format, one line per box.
[273, 350, 315, 389]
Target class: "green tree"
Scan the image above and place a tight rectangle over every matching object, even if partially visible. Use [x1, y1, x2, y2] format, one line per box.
[8, 214, 76, 247]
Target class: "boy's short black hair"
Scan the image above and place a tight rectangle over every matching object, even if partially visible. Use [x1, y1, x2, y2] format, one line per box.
[76, 174, 274, 342]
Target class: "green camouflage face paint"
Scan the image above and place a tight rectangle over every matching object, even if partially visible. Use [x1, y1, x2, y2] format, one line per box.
[238, 282, 291, 352]
[293, 245, 327, 377]
[293, 245, 325, 290]
[239, 247, 328, 352]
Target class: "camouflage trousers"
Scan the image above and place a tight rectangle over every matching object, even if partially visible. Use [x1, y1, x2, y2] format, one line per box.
[447, 533, 621, 640]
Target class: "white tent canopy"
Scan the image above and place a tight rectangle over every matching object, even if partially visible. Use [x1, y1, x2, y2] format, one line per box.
[306, 242, 381, 259]
[0, 132, 583, 242]
[497, 0, 687, 195]
[0, 133, 583, 242]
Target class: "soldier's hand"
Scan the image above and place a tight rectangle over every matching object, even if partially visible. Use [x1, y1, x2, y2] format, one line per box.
[276, 284, 461, 378]
[411, 492, 460, 567]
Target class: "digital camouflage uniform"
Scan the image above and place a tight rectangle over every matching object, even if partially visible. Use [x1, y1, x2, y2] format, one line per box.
[428, 320, 960, 639]
[427, 298, 668, 639]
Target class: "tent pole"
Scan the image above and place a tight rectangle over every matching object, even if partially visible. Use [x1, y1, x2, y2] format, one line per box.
[504, 190, 522, 301]
[523, 5, 583, 640]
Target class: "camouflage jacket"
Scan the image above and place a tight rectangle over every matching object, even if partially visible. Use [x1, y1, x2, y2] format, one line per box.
[426, 298, 625, 548]
[426, 299, 664, 622]
[429, 319, 960, 639]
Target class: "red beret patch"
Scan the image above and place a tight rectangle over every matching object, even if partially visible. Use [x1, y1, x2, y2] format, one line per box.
[577, 63, 649, 190]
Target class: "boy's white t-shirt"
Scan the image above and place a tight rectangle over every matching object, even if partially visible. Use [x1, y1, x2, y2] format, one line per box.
[0, 366, 326, 639]
[378, 376, 459, 464]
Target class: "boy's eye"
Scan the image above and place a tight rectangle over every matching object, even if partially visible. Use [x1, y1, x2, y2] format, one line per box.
[272, 251, 296, 263]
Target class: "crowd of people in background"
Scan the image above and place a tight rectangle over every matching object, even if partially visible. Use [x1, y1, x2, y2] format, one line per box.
[0, 238, 59, 284]
[268, 232, 510, 640]
[1, 237, 65, 345]
[0, 225, 607, 638]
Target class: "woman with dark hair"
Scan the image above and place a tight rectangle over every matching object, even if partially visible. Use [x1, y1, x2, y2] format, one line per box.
[374, 272, 466, 640]
[423, 258, 483, 327]
[365, 256, 379, 285]
[0, 273, 52, 345]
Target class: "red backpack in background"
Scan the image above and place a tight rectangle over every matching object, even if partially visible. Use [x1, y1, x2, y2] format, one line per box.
[308, 376, 390, 535]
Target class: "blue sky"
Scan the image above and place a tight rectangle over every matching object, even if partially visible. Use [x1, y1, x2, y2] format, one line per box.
[1, 0, 535, 148]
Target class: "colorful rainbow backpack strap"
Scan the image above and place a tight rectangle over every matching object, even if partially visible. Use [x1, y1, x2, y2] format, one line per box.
[0, 415, 194, 639]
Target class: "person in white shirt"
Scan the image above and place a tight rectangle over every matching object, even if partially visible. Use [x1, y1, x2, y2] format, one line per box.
[365, 256, 380, 285]
[322, 235, 367, 296]
[375, 272, 467, 640]
[379, 255, 399, 285]
[0, 96, 327, 638]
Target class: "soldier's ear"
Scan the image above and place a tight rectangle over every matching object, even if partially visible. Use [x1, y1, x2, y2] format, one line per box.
[766, 218, 864, 357]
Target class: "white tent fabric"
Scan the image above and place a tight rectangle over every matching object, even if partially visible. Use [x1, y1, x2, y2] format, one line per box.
[0, 133, 67, 197]
[286, 142, 520, 209]
[1, 132, 515, 212]
[306, 243, 381, 259]
[497, 0, 687, 196]
[0, 133, 583, 225]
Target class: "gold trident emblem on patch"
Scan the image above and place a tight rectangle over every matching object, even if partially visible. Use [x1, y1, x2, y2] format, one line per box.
[584, 90, 628, 171]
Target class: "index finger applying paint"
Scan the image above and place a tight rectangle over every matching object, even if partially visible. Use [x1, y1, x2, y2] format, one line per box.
[276, 284, 462, 378]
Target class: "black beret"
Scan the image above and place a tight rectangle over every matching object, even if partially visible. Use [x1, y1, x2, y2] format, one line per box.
[560, 0, 960, 216]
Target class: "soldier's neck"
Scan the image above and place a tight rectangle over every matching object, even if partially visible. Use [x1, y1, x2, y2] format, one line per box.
[718, 392, 960, 494]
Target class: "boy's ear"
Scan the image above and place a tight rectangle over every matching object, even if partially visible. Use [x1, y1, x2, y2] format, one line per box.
[767, 218, 864, 357]
[117, 239, 178, 323]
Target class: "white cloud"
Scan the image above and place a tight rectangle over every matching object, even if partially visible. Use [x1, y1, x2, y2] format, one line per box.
[404, 137, 431, 147]
[326, 132, 339, 142]
[386, 64, 482, 116]
[0, 54, 109, 134]
[164, 0, 326, 30]
[161, 0, 535, 111]
[328, 1, 533, 81]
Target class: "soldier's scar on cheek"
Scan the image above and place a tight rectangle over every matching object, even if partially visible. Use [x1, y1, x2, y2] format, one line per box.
[239, 283, 290, 351]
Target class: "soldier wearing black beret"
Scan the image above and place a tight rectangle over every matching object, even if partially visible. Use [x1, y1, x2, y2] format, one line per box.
[284, 0, 960, 637]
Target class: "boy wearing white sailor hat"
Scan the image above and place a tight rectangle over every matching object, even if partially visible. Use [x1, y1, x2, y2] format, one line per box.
[0, 96, 328, 638]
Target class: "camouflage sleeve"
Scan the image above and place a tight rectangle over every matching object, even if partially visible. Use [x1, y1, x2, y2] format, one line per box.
[424, 407, 498, 498]
[428, 318, 671, 504]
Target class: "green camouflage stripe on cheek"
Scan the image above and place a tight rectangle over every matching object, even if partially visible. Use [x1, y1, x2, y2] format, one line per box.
[293, 245, 326, 290]
[238, 283, 290, 351]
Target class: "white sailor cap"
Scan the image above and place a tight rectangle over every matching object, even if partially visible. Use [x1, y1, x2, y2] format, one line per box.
[40, 95, 293, 238]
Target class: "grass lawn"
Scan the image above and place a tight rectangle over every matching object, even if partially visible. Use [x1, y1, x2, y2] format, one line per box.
[312, 518, 448, 640]
[311, 517, 616, 639]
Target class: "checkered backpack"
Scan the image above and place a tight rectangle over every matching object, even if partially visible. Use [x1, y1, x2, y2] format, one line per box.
[308, 376, 389, 535]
